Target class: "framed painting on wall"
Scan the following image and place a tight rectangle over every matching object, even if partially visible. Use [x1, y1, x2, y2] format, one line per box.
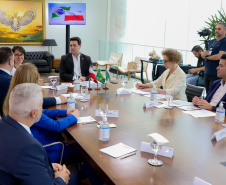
[0, 0, 46, 45]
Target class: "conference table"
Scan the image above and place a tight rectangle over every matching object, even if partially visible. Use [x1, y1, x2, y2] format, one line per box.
[43, 81, 226, 185]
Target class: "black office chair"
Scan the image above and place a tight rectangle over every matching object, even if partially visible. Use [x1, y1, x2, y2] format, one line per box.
[185, 83, 205, 102]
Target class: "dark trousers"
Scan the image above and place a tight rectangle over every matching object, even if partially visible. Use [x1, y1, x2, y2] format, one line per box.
[204, 74, 220, 93]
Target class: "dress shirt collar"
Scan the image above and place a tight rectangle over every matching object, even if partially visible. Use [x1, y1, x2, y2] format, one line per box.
[17, 121, 32, 135]
[72, 53, 80, 61]
[0, 68, 11, 75]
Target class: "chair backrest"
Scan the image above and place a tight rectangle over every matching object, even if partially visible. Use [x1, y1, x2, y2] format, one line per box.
[185, 83, 204, 102]
[134, 57, 148, 71]
[108, 52, 123, 65]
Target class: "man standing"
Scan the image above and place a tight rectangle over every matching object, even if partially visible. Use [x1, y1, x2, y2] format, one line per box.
[186, 45, 205, 86]
[202, 22, 226, 92]
[0, 47, 14, 117]
[0, 83, 79, 185]
[60, 37, 93, 82]
[192, 54, 226, 112]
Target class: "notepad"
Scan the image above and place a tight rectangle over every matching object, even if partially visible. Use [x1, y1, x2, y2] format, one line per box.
[77, 116, 97, 124]
[100, 143, 137, 158]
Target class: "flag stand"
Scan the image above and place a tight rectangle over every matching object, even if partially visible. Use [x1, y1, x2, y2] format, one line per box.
[103, 83, 109, 90]
[88, 79, 92, 91]
[95, 72, 100, 90]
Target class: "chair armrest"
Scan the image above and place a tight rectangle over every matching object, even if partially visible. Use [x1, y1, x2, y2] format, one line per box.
[43, 51, 54, 60]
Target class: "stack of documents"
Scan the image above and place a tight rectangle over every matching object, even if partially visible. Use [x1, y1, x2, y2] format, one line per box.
[131, 88, 151, 95]
[159, 100, 193, 107]
[100, 143, 137, 158]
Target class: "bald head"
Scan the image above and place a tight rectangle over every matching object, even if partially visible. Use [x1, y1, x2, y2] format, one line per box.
[9, 83, 43, 122]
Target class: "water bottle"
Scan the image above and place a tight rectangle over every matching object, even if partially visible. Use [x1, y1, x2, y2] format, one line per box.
[67, 93, 75, 109]
[74, 75, 80, 91]
[215, 101, 225, 123]
[99, 117, 110, 141]
[150, 85, 158, 105]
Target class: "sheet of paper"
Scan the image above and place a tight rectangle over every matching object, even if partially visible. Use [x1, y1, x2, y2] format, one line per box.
[116, 88, 131, 95]
[144, 94, 170, 100]
[182, 109, 216, 118]
[41, 86, 52, 89]
[100, 143, 137, 158]
[140, 142, 174, 158]
[178, 105, 201, 111]
[131, 88, 151, 95]
[61, 93, 90, 100]
[95, 110, 119, 117]
[97, 124, 117, 128]
[159, 100, 192, 107]
[193, 177, 212, 185]
[211, 128, 226, 142]
[77, 116, 97, 124]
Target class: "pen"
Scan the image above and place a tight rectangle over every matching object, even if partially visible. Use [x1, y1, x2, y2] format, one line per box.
[120, 152, 136, 159]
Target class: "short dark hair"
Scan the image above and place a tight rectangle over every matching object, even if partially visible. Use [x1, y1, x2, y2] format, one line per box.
[191, 45, 203, 52]
[0, 47, 13, 65]
[12, 46, 26, 56]
[217, 22, 226, 29]
[70, 37, 81, 45]
[221, 53, 226, 60]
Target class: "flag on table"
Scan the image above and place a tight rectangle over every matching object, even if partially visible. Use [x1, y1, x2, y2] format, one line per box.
[106, 69, 111, 82]
[96, 68, 105, 84]
[89, 67, 97, 83]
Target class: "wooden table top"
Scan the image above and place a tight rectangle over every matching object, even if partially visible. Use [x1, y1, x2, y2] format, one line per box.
[43, 81, 226, 185]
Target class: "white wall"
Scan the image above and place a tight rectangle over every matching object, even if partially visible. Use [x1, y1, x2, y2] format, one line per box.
[21, 0, 108, 62]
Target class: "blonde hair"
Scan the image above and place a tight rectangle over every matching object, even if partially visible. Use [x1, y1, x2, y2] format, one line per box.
[162, 48, 182, 64]
[3, 63, 40, 116]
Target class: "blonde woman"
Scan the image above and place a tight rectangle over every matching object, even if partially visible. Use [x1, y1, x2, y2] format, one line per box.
[3, 63, 80, 163]
[136, 48, 187, 101]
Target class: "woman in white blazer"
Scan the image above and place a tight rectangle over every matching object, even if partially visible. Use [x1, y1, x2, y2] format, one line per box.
[136, 48, 187, 101]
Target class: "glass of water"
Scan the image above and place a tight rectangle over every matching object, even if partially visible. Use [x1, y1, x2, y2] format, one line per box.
[148, 138, 163, 166]
[49, 76, 57, 90]
[165, 92, 173, 109]
[121, 79, 128, 89]
[80, 85, 88, 102]
[99, 104, 108, 119]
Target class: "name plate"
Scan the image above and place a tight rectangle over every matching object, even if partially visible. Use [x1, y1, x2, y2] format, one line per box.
[95, 110, 119, 117]
[211, 128, 226, 142]
[193, 177, 212, 185]
[140, 142, 174, 158]
[56, 84, 68, 91]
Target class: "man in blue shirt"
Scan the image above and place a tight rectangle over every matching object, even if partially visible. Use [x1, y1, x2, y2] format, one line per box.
[186, 45, 205, 86]
[202, 22, 226, 93]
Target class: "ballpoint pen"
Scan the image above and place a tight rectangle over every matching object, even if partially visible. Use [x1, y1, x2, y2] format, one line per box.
[120, 152, 136, 159]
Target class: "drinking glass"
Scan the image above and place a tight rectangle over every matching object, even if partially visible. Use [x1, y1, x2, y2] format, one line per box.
[148, 138, 163, 166]
[80, 85, 88, 102]
[121, 79, 128, 89]
[49, 77, 57, 90]
[165, 93, 173, 109]
[99, 104, 108, 120]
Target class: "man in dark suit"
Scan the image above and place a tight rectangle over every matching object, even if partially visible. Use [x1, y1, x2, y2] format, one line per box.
[0, 47, 14, 117]
[0, 83, 79, 185]
[60, 37, 93, 82]
[192, 54, 226, 112]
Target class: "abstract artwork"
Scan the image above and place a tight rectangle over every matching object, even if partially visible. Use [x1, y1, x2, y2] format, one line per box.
[0, 0, 46, 45]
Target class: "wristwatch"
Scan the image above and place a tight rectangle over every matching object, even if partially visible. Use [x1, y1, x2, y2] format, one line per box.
[212, 106, 216, 111]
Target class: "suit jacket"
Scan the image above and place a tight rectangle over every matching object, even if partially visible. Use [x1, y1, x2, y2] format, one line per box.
[31, 109, 77, 146]
[60, 53, 92, 82]
[0, 70, 12, 117]
[0, 115, 65, 185]
[205, 79, 226, 111]
[151, 66, 187, 101]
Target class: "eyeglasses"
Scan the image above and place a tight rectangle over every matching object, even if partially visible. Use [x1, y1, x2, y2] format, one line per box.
[14, 53, 24, 57]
